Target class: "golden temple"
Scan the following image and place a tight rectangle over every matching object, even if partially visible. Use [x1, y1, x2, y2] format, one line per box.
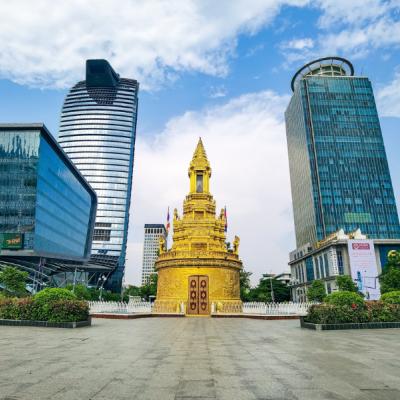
[154, 138, 242, 315]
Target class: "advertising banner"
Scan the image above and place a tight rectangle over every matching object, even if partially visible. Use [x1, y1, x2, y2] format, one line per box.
[348, 240, 380, 300]
[0, 233, 24, 250]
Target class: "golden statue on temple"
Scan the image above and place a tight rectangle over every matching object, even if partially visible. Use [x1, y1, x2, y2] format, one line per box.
[154, 138, 242, 315]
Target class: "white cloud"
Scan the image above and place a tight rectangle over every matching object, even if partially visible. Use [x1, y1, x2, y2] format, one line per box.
[0, 0, 308, 89]
[124, 90, 294, 285]
[319, 16, 400, 57]
[376, 70, 400, 117]
[208, 85, 228, 99]
[316, 0, 394, 28]
[281, 1, 400, 66]
[281, 38, 314, 50]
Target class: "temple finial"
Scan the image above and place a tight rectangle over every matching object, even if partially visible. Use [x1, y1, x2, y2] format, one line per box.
[190, 137, 210, 170]
[188, 138, 211, 192]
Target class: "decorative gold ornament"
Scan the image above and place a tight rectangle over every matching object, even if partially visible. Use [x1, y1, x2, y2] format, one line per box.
[154, 138, 242, 315]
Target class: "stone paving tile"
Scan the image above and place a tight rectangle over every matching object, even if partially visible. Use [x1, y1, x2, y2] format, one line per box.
[0, 318, 399, 400]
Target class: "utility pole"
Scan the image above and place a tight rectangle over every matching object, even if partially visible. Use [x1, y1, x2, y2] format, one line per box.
[269, 271, 275, 303]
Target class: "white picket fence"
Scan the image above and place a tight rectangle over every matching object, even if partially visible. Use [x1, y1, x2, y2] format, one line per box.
[89, 300, 315, 316]
[89, 301, 152, 314]
[242, 302, 315, 316]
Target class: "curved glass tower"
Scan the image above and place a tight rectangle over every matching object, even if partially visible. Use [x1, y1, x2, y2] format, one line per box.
[58, 60, 139, 291]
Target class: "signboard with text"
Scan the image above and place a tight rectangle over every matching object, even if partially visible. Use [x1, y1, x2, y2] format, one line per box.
[0, 233, 24, 250]
[348, 240, 380, 300]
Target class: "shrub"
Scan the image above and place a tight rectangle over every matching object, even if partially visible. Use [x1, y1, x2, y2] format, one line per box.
[381, 291, 400, 304]
[0, 298, 19, 319]
[0, 266, 29, 297]
[33, 288, 77, 321]
[325, 291, 364, 308]
[306, 303, 368, 324]
[307, 280, 326, 302]
[335, 275, 358, 292]
[65, 284, 92, 300]
[365, 301, 400, 323]
[46, 300, 89, 322]
[0, 294, 89, 322]
[379, 265, 400, 294]
[305, 301, 400, 324]
[0, 297, 35, 320]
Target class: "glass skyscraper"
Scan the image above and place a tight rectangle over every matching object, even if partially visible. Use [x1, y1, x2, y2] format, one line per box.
[0, 124, 97, 288]
[58, 60, 139, 291]
[285, 57, 400, 249]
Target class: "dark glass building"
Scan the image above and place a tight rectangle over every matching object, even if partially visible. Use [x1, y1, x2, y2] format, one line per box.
[285, 57, 400, 249]
[58, 60, 139, 291]
[0, 124, 98, 289]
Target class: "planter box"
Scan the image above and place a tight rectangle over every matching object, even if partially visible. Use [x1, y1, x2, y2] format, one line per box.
[300, 316, 400, 331]
[0, 317, 91, 328]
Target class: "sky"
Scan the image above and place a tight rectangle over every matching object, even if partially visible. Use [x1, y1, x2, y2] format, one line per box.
[0, 0, 399, 286]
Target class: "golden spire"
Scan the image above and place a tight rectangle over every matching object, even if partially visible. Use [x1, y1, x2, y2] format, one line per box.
[188, 138, 211, 194]
[189, 137, 211, 173]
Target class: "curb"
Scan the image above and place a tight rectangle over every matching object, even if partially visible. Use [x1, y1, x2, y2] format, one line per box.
[0, 317, 91, 328]
[300, 316, 400, 330]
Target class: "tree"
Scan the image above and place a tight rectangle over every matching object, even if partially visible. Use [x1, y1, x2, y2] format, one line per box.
[140, 273, 158, 300]
[259, 277, 290, 302]
[307, 280, 326, 302]
[245, 276, 290, 303]
[125, 285, 141, 297]
[65, 284, 92, 300]
[0, 266, 28, 297]
[379, 250, 400, 294]
[336, 275, 358, 292]
[239, 270, 252, 301]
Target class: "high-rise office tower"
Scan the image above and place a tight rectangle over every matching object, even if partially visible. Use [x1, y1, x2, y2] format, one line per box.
[58, 60, 139, 291]
[285, 57, 400, 249]
[141, 224, 166, 285]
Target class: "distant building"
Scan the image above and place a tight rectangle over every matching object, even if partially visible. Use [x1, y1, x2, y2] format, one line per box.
[262, 272, 291, 286]
[285, 57, 400, 300]
[285, 57, 400, 248]
[275, 272, 291, 286]
[141, 224, 166, 285]
[289, 229, 400, 301]
[58, 59, 139, 292]
[0, 124, 98, 290]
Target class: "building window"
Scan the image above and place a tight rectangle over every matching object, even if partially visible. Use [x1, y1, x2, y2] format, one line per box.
[324, 253, 330, 277]
[93, 229, 111, 241]
[337, 250, 344, 275]
[319, 256, 324, 278]
[327, 282, 332, 294]
[196, 174, 203, 193]
[315, 257, 320, 279]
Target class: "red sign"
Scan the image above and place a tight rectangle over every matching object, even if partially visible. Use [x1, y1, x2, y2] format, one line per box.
[352, 243, 370, 250]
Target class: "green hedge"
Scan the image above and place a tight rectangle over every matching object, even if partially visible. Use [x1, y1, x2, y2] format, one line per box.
[0, 289, 89, 322]
[381, 291, 400, 304]
[305, 301, 400, 324]
[324, 291, 364, 307]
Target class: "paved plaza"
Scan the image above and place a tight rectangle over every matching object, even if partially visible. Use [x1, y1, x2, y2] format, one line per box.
[0, 318, 399, 400]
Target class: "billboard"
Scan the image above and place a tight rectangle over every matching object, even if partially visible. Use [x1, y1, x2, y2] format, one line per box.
[348, 240, 380, 300]
[0, 233, 24, 250]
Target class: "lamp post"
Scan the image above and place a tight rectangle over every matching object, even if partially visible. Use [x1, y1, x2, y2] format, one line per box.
[269, 272, 275, 303]
[98, 275, 107, 301]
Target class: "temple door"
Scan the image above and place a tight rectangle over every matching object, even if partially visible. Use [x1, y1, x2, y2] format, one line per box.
[187, 275, 209, 315]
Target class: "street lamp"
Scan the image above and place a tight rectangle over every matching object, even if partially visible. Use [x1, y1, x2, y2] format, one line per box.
[269, 272, 275, 303]
[98, 275, 107, 301]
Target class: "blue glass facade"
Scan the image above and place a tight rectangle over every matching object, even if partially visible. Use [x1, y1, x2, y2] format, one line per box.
[286, 66, 400, 248]
[305, 256, 314, 281]
[58, 60, 139, 291]
[0, 124, 97, 260]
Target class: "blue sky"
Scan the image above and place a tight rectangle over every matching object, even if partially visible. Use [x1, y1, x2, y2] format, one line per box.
[0, 1, 399, 285]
